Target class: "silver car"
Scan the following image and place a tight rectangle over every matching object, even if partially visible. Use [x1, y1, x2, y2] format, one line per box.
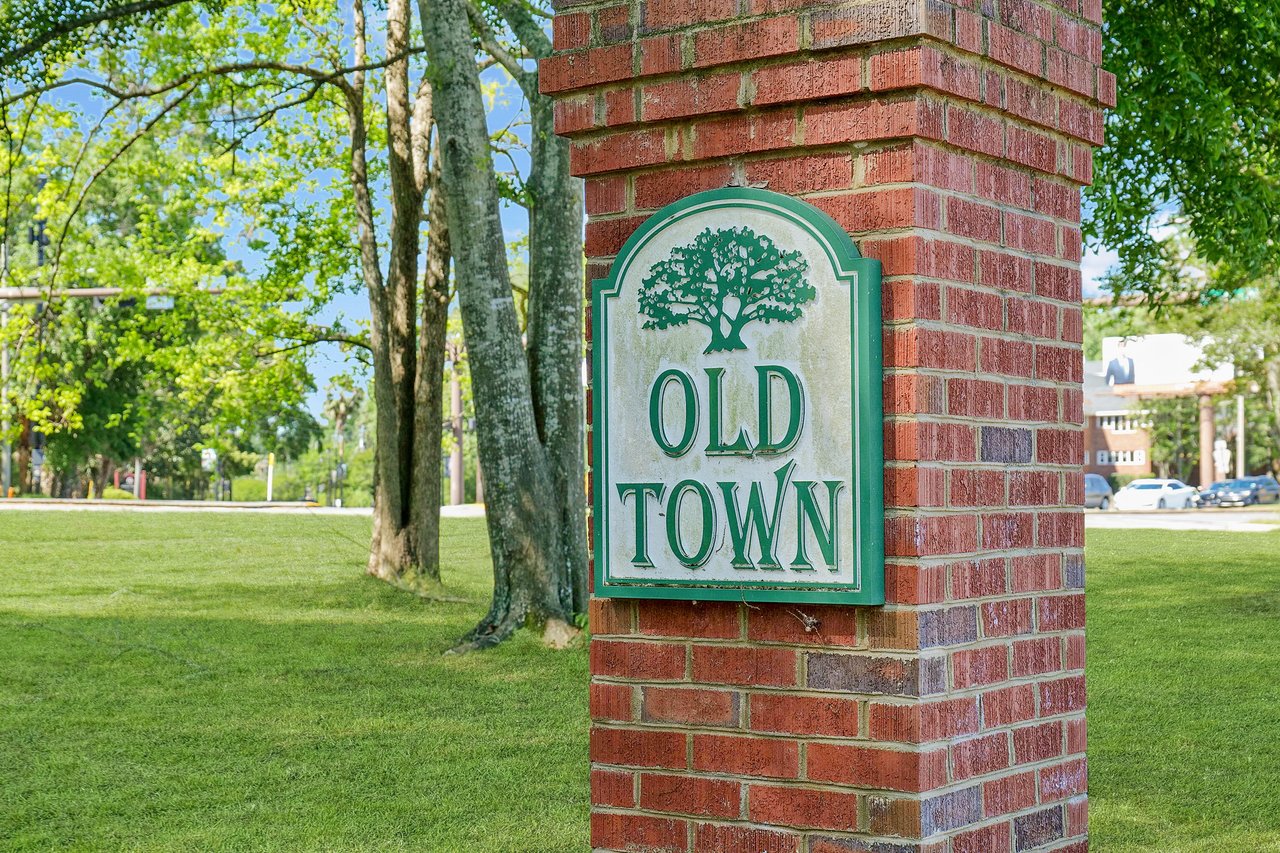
[1085, 473, 1113, 510]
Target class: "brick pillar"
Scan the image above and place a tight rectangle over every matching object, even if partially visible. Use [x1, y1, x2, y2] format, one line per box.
[544, 1, 1112, 850]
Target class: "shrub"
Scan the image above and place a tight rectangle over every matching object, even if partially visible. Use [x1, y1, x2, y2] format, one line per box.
[231, 477, 268, 502]
[101, 486, 136, 500]
[1110, 473, 1144, 491]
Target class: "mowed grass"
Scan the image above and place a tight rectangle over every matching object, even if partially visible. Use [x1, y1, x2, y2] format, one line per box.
[1087, 528, 1280, 852]
[2, 513, 1280, 851]
[0, 511, 587, 852]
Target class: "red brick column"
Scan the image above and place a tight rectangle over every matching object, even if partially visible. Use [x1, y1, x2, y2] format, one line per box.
[544, 1, 1111, 849]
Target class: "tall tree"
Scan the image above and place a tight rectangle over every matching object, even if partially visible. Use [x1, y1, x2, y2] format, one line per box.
[0, 118, 322, 498]
[5, 0, 590, 645]
[1, 0, 453, 589]
[1195, 288, 1280, 476]
[426, 0, 586, 649]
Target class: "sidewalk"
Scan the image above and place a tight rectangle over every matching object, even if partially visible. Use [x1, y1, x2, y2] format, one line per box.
[1085, 506, 1280, 532]
[0, 498, 486, 518]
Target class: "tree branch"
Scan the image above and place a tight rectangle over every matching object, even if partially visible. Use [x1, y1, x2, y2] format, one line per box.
[464, 2, 535, 96]
[45, 85, 197, 294]
[218, 80, 326, 157]
[0, 0, 196, 69]
[491, 0, 552, 60]
[0, 49, 427, 109]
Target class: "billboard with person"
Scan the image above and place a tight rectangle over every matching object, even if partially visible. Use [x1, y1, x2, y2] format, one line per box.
[1098, 333, 1232, 394]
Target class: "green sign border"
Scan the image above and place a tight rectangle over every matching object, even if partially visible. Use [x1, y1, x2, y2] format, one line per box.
[591, 187, 885, 605]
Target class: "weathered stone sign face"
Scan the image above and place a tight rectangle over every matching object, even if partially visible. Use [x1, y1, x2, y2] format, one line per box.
[592, 188, 884, 604]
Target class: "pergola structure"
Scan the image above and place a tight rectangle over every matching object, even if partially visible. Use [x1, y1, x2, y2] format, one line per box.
[1111, 380, 1240, 486]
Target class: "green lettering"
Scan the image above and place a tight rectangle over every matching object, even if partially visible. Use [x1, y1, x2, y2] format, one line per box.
[705, 366, 753, 455]
[719, 461, 795, 570]
[793, 480, 844, 571]
[756, 364, 805, 455]
[648, 369, 699, 457]
[616, 482, 665, 567]
[665, 479, 716, 568]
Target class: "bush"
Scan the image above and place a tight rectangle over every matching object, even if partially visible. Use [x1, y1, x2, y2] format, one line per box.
[1110, 473, 1144, 491]
[101, 486, 136, 500]
[230, 477, 268, 502]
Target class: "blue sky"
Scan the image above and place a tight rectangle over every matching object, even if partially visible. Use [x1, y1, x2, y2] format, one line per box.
[48, 54, 1115, 419]
[299, 63, 534, 414]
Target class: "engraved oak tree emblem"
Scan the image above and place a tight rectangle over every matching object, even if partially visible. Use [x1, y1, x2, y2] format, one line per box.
[638, 226, 816, 353]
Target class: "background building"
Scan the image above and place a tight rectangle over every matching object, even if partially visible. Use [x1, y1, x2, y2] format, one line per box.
[1084, 334, 1233, 485]
[1085, 362, 1152, 480]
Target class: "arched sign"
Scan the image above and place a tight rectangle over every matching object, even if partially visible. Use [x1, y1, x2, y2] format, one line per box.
[592, 187, 884, 604]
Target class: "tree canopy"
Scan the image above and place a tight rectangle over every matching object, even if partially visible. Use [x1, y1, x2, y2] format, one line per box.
[1089, 0, 1280, 296]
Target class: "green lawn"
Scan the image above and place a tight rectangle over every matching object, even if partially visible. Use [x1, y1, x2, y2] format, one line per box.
[0, 512, 588, 852]
[1, 513, 1279, 851]
[1086, 528, 1280, 852]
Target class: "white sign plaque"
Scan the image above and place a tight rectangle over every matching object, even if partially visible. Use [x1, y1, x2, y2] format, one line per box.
[591, 188, 884, 604]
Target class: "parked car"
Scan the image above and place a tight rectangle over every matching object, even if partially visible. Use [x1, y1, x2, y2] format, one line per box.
[1249, 475, 1280, 504]
[1084, 473, 1114, 510]
[1197, 476, 1280, 507]
[1113, 478, 1197, 510]
[1195, 480, 1236, 507]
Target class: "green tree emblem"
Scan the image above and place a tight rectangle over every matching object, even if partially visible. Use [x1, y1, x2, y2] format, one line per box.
[638, 226, 816, 353]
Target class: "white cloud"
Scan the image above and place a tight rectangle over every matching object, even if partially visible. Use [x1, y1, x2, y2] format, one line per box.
[1081, 244, 1118, 297]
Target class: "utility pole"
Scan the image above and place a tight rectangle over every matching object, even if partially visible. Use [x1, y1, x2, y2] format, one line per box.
[1, 298, 9, 499]
[447, 340, 464, 505]
[1236, 394, 1246, 478]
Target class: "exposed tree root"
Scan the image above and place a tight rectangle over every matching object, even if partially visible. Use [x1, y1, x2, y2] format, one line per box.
[542, 618, 581, 650]
[445, 615, 521, 654]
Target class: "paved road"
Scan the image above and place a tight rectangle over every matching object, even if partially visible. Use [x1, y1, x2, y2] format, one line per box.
[2, 498, 1273, 531]
[1085, 506, 1280, 532]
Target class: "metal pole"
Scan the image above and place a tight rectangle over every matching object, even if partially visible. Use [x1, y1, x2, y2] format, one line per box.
[450, 368, 464, 505]
[1236, 394, 1246, 478]
[1, 300, 9, 498]
[1198, 394, 1215, 488]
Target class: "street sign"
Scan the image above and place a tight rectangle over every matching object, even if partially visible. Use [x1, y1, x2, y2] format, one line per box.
[592, 188, 884, 605]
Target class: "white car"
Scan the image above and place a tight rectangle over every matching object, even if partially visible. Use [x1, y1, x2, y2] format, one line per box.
[1113, 478, 1198, 511]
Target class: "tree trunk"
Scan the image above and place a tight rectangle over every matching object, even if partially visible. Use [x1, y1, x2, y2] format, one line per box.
[410, 157, 451, 583]
[355, 0, 449, 589]
[500, 0, 589, 619]
[424, 0, 574, 649]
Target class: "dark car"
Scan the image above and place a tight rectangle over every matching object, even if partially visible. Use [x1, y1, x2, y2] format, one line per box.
[1197, 477, 1279, 507]
[1248, 475, 1280, 504]
[1195, 480, 1234, 507]
[1084, 473, 1113, 510]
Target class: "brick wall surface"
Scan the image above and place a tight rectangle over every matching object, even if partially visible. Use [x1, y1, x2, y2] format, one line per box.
[546, 1, 1110, 849]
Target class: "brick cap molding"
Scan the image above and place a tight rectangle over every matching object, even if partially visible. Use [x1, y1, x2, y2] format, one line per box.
[542, 0, 1115, 115]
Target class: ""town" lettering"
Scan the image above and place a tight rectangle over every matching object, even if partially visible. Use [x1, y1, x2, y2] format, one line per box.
[617, 365, 844, 572]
